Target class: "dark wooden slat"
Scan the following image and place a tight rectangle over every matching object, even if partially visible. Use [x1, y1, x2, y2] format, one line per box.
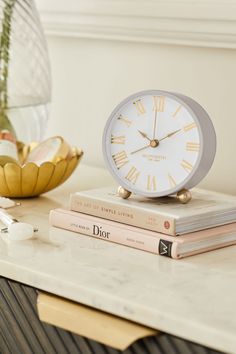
[85, 338, 109, 354]
[70, 333, 94, 354]
[190, 341, 220, 354]
[8, 280, 56, 354]
[131, 340, 150, 354]
[22, 285, 70, 353]
[21, 285, 59, 353]
[157, 335, 179, 354]
[55, 326, 80, 354]
[0, 314, 21, 354]
[0, 332, 11, 354]
[0, 283, 32, 354]
[104, 342, 120, 354]
[142, 337, 163, 354]
[0, 310, 16, 352]
[168, 336, 194, 354]
[3, 279, 44, 353]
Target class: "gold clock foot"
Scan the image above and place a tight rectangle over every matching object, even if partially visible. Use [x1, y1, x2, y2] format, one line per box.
[176, 189, 192, 204]
[118, 186, 132, 199]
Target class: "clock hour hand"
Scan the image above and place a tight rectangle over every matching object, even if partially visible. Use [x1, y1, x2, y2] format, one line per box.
[158, 129, 182, 142]
[138, 130, 159, 148]
[138, 130, 152, 142]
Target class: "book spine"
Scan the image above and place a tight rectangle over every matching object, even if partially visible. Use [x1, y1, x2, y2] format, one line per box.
[49, 209, 178, 259]
[70, 195, 176, 236]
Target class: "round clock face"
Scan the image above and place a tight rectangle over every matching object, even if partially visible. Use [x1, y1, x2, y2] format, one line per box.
[103, 90, 216, 197]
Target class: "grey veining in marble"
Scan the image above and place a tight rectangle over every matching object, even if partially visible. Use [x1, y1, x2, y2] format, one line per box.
[0, 165, 236, 354]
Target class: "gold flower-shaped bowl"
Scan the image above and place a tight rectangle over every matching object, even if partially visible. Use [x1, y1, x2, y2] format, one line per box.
[0, 147, 83, 198]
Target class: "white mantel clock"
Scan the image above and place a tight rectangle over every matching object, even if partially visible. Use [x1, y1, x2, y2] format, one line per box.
[102, 90, 216, 203]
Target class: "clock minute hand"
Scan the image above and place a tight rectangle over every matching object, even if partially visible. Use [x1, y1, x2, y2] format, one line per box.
[158, 129, 182, 142]
[152, 109, 158, 139]
[138, 130, 152, 142]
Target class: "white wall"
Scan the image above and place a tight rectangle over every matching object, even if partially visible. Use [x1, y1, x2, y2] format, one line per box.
[36, 0, 236, 195]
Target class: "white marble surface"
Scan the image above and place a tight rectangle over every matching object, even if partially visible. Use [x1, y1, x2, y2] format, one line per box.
[0, 164, 236, 353]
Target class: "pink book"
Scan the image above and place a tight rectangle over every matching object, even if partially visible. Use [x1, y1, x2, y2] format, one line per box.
[49, 209, 236, 259]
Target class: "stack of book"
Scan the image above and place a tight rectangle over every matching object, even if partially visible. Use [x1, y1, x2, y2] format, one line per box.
[49, 187, 236, 259]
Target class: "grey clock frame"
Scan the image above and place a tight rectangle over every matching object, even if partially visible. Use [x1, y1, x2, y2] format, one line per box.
[102, 90, 217, 197]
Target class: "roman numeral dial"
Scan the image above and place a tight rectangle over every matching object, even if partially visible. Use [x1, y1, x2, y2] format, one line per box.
[105, 91, 207, 198]
[181, 159, 193, 173]
[168, 174, 177, 188]
[153, 96, 165, 112]
[147, 175, 157, 191]
[112, 151, 129, 169]
[186, 142, 200, 152]
[118, 115, 132, 127]
[125, 167, 140, 184]
[172, 105, 182, 117]
[111, 135, 126, 144]
[133, 99, 146, 115]
[184, 122, 197, 132]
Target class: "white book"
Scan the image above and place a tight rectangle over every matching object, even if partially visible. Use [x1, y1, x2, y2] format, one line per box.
[70, 187, 236, 236]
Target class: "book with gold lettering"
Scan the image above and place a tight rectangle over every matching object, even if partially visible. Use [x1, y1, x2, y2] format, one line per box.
[49, 209, 236, 259]
[70, 187, 236, 236]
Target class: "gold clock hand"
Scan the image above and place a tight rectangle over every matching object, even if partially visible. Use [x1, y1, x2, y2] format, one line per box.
[158, 129, 182, 142]
[131, 137, 159, 155]
[130, 144, 150, 155]
[152, 109, 158, 139]
[138, 130, 152, 141]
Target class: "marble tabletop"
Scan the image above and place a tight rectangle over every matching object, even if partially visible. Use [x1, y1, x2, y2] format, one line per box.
[0, 164, 236, 354]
